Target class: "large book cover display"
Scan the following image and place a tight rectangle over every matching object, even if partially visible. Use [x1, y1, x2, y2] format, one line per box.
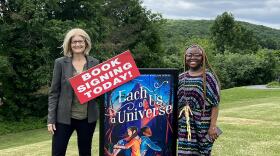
[100, 69, 178, 156]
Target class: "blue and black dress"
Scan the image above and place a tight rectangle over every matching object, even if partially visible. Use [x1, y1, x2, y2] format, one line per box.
[177, 71, 220, 156]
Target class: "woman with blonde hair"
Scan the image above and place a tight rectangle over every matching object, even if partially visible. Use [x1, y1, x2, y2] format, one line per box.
[47, 28, 100, 156]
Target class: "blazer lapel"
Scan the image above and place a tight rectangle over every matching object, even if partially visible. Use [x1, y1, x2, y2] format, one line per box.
[86, 55, 95, 69]
[62, 56, 74, 104]
[64, 56, 73, 80]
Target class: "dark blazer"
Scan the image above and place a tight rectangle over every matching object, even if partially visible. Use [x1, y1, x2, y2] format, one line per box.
[48, 55, 100, 125]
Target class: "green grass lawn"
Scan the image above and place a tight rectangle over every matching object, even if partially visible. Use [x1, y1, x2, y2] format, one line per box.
[0, 87, 279, 156]
[212, 87, 280, 156]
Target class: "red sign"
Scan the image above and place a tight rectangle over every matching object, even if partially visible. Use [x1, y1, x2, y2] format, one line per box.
[69, 50, 140, 104]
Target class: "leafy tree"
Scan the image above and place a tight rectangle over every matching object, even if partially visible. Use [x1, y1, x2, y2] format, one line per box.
[210, 12, 235, 53]
[230, 23, 259, 53]
[0, 0, 164, 121]
[211, 12, 259, 54]
[100, 0, 164, 68]
[258, 38, 278, 49]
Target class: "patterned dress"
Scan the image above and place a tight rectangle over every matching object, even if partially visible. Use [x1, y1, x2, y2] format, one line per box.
[177, 71, 220, 156]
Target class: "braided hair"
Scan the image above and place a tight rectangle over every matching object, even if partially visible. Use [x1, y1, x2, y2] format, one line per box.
[184, 44, 220, 115]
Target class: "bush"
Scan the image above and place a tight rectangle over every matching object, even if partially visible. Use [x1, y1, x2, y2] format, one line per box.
[266, 81, 280, 88]
[212, 49, 278, 89]
[0, 117, 46, 135]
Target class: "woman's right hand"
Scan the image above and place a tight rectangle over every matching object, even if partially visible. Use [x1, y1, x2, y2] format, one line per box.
[47, 124, 56, 135]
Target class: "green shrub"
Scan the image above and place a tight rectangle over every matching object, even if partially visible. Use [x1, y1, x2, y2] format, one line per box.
[0, 117, 46, 135]
[212, 49, 278, 89]
[267, 81, 280, 88]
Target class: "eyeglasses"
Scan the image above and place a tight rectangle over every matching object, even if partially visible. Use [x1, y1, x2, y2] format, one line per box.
[71, 40, 85, 45]
[186, 53, 202, 58]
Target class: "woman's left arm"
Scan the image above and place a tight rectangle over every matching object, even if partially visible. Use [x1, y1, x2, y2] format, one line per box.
[208, 106, 219, 140]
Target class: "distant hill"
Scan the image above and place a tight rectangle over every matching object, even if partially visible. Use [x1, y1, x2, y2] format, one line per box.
[160, 19, 280, 50]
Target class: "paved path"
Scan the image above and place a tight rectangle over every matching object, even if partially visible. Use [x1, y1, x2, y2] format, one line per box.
[245, 85, 280, 89]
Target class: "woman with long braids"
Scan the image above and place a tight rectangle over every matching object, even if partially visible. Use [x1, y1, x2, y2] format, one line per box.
[177, 45, 221, 155]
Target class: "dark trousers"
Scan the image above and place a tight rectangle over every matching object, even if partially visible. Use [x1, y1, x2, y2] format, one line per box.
[52, 118, 97, 156]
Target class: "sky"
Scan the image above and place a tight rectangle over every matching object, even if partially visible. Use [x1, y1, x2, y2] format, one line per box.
[141, 0, 280, 30]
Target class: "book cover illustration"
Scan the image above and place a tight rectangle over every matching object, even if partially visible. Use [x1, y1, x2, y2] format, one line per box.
[103, 74, 175, 156]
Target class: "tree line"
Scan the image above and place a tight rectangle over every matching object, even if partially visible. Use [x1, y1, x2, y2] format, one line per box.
[160, 12, 280, 89]
[0, 1, 279, 121]
[0, 0, 163, 121]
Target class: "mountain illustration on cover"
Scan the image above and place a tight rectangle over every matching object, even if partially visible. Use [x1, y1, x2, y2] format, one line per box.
[103, 74, 175, 156]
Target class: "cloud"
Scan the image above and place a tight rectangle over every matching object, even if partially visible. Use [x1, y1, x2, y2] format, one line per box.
[265, 0, 280, 8]
[141, 0, 280, 29]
